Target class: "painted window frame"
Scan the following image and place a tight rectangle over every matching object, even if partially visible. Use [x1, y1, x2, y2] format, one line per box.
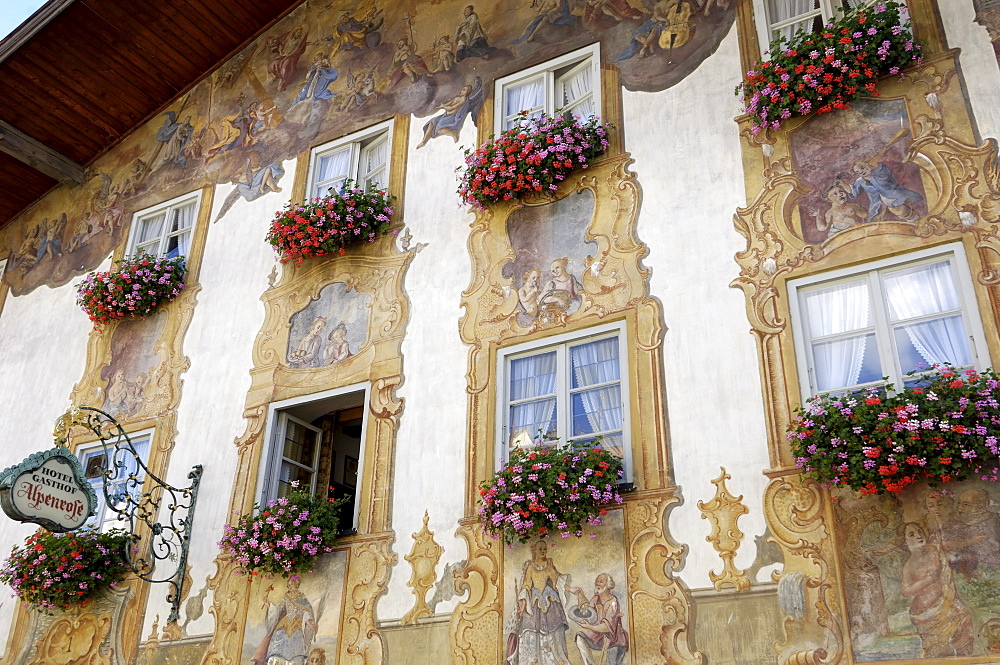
[257, 382, 371, 530]
[493, 43, 602, 133]
[788, 243, 990, 400]
[125, 190, 202, 259]
[494, 320, 633, 481]
[306, 120, 393, 201]
[76, 428, 153, 533]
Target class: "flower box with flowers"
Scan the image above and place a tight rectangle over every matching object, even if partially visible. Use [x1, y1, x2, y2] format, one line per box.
[266, 181, 394, 266]
[76, 253, 185, 328]
[0, 527, 130, 614]
[735, 1, 921, 136]
[478, 441, 624, 545]
[457, 112, 611, 210]
[789, 365, 1000, 496]
[219, 484, 349, 577]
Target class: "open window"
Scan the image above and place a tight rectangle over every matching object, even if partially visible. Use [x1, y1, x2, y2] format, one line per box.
[307, 121, 392, 200]
[260, 385, 368, 531]
[495, 321, 632, 481]
[788, 243, 990, 399]
[494, 43, 601, 132]
[77, 431, 152, 532]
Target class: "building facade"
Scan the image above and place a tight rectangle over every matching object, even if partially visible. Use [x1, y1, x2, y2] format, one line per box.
[1, 0, 1000, 663]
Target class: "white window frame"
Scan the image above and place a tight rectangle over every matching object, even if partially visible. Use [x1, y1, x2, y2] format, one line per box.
[495, 320, 632, 481]
[258, 382, 371, 530]
[494, 43, 601, 134]
[306, 120, 393, 201]
[77, 428, 153, 532]
[125, 190, 202, 259]
[752, 0, 889, 55]
[788, 243, 990, 400]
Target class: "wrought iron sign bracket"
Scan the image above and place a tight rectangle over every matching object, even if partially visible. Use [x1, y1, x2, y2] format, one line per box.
[53, 406, 202, 623]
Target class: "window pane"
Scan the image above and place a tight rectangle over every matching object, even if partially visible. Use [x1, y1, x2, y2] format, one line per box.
[509, 398, 557, 447]
[570, 338, 620, 388]
[766, 0, 823, 41]
[557, 63, 595, 118]
[136, 240, 159, 256]
[509, 351, 557, 400]
[572, 432, 624, 460]
[882, 260, 960, 322]
[278, 463, 314, 497]
[165, 231, 191, 258]
[812, 332, 881, 392]
[315, 177, 347, 200]
[170, 202, 196, 232]
[135, 213, 165, 245]
[570, 385, 622, 437]
[803, 279, 870, 336]
[282, 421, 316, 466]
[315, 145, 353, 196]
[893, 316, 972, 371]
[504, 75, 545, 129]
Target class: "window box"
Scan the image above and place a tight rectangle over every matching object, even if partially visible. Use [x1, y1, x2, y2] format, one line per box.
[76, 253, 186, 328]
[737, 0, 919, 134]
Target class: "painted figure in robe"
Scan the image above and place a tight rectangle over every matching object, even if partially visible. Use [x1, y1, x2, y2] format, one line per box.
[455, 5, 491, 61]
[253, 576, 317, 665]
[565, 573, 629, 665]
[508, 540, 572, 665]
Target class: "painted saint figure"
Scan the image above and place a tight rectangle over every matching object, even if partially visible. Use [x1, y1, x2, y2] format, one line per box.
[215, 157, 285, 222]
[291, 53, 339, 107]
[517, 268, 542, 318]
[266, 26, 309, 91]
[155, 112, 194, 168]
[455, 5, 491, 61]
[538, 257, 583, 314]
[512, 0, 577, 45]
[253, 576, 317, 665]
[899, 522, 974, 658]
[835, 160, 923, 223]
[946, 488, 1000, 576]
[289, 316, 328, 368]
[508, 540, 571, 664]
[565, 573, 629, 665]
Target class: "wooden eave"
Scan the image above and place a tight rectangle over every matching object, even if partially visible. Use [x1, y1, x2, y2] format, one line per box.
[0, 0, 302, 228]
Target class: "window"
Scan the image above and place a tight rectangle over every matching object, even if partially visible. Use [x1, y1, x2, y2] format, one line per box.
[496, 322, 632, 479]
[789, 244, 989, 398]
[78, 432, 151, 532]
[127, 192, 200, 258]
[259, 385, 368, 530]
[308, 121, 392, 201]
[753, 0, 889, 49]
[494, 44, 600, 132]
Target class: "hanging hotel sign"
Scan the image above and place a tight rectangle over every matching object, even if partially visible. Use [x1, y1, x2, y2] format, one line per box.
[0, 447, 96, 532]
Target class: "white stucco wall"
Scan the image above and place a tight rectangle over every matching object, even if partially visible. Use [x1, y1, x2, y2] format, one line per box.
[0, 272, 97, 646]
[623, 27, 773, 588]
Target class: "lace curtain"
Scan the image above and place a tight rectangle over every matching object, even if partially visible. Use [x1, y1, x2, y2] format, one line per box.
[804, 280, 871, 392]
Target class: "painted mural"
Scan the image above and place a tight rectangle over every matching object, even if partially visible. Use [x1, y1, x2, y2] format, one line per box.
[502, 511, 629, 665]
[3, 0, 733, 297]
[286, 282, 371, 369]
[789, 98, 926, 245]
[240, 553, 347, 665]
[833, 481, 1000, 661]
[503, 190, 597, 328]
[100, 313, 168, 420]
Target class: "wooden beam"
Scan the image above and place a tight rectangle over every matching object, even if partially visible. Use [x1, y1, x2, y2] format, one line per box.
[0, 120, 86, 187]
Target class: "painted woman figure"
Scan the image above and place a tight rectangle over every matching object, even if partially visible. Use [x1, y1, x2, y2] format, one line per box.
[899, 522, 974, 658]
[509, 540, 571, 665]
[253, 576, 317, 665]
[323, 323, 352, 365]
[289, 316, 327, 368]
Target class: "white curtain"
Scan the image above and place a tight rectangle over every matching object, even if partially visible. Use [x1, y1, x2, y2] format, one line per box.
[767, 0, 820, 41]
[559, 66, 595, 119]
[136, 212, 165, 245]
[804, 280, 871, 392]
[883, 261, 972, 367]
[504, 75, 545, 129]
[508, 352, 557, 448]
[314, 145, 353, 198]
[570, 339, 622, 455]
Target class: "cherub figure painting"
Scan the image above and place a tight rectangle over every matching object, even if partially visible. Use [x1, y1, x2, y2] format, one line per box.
[285, 282, 370, 369]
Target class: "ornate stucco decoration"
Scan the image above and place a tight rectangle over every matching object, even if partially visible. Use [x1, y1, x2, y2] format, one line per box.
[731, 40, 1000, 665]
[698, 467, 751, 592]
[454, 149, 700, 664]
[402, 511, 444, 625]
